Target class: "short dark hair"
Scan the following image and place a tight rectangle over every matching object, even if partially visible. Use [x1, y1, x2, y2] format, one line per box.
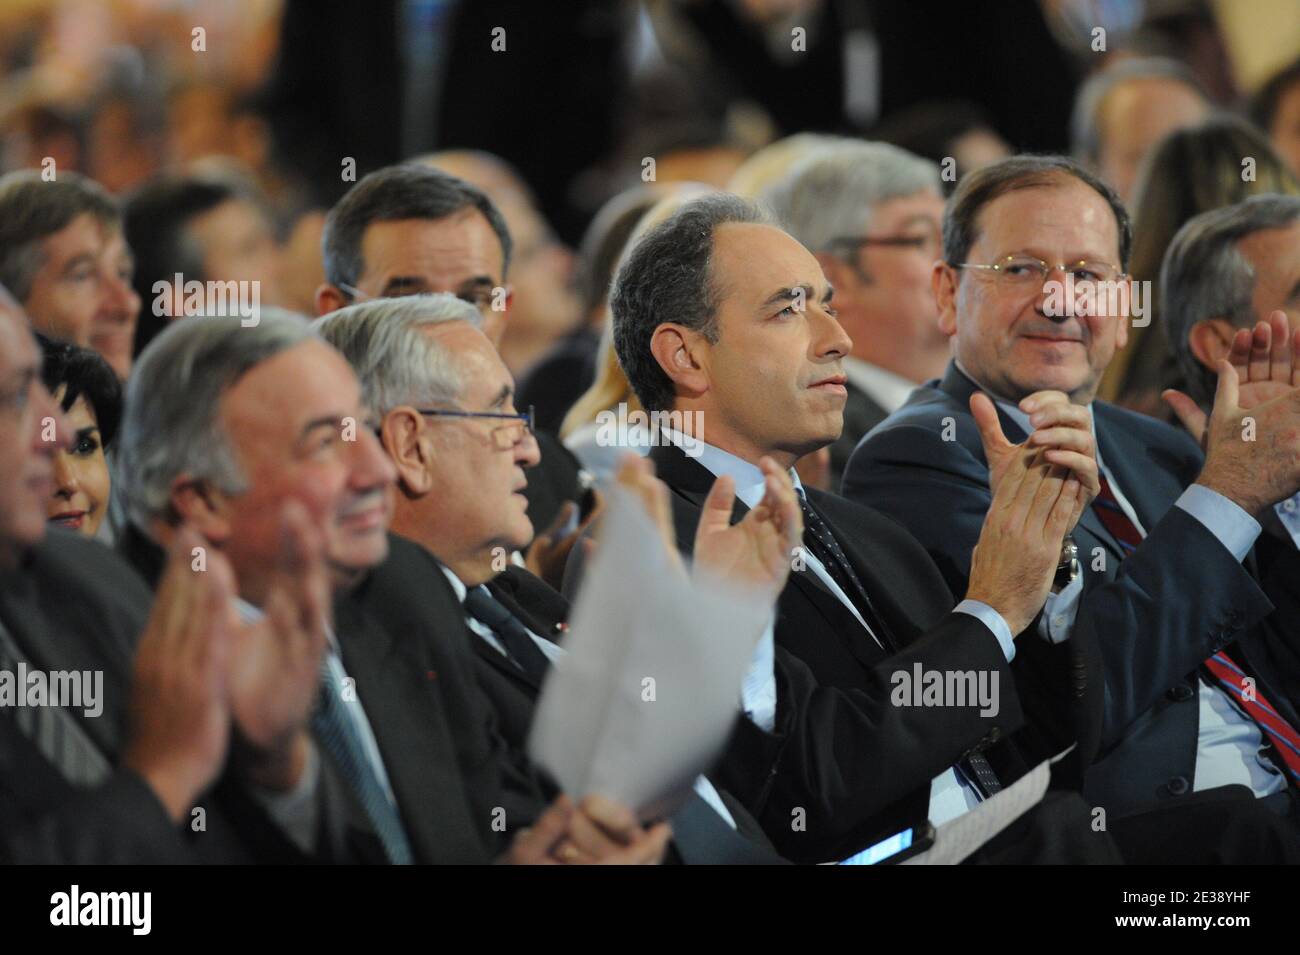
[1162, 195, 1300, 407]
[322, 163, 513, 290]
[943, 154, 1133, 271]
[0, 171, 120, 303]
[611, 193, 770, 412]
[124, 174, 246, 357]
[1251, 55, 1300, 135]
[36, 333, 123, 448]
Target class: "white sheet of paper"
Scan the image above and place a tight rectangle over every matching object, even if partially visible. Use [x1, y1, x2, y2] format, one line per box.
[527, 486, 770, 820]
[901, 753, 1060, 864]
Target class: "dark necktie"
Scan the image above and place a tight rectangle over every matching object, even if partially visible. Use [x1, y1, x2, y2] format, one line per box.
[311, 655, 414, 864]
[796, 492, 999, 795]
[0, 616, 110, 787]
[1093, 472, 1300, 784]
[796, 490, 897, 653]
[464, 587, 552, 685]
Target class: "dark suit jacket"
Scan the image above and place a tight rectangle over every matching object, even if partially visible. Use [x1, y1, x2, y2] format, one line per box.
[0, 722, 191, 864]
[516, 327, 600, 436]
[843, 362, 1294, 818]
[335, 535, 551, 862]
[1, 528, 321, 863]
[525, 430, 587, 535]
[642, 442, 1085, 863]
[826, 378, 890, 492]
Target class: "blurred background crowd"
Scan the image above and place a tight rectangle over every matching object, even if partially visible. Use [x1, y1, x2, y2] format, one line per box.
[3, 0, 1300, 460]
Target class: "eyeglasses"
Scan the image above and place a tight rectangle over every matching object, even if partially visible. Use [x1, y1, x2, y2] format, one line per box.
[414, 405, 535, 450]
[828, 227, 942, 256]
[953, 254, 1127, 285]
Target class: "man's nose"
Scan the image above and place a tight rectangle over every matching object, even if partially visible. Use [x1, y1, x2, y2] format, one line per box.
[102, 267, 139, 317]
[353, 426, 397, 489]
[517, 429, 542, 469]
[815, 306, 853, 358]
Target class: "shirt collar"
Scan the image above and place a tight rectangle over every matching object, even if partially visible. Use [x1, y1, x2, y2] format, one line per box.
[438, 563, 469, 603]
[841, 357, 919, 414]
[663, 428, 803, 509]
[953, 358, 1102, 467]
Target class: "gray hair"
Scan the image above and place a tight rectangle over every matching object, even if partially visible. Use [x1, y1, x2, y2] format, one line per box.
[312, 294, 483, 416]
[611, 193, 772, 412]
[1070, 57, 1205, 165]
[763, 141, 941, 254]
[1162, 194, 1300, 406]
[116, 312, 312, 530]
[0, 171, 120, 303]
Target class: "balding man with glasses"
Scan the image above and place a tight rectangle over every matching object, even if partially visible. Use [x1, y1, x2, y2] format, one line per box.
[845, 155, 1300, 860]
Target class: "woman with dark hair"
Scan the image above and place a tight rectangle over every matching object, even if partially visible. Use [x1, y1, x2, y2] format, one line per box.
[37, 334, 121, 538]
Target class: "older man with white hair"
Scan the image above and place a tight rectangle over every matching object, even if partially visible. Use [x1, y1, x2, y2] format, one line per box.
[315, 292, 807, 864]
[764, 141, 950, 488]
[115, 309, 669, 864]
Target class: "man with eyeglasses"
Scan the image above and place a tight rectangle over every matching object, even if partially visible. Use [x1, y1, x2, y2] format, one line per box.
[314, 162, 595, 592]
[844, 155, 1300, 857]
[764, 141, 950, 488]
[316, 293, 789, 863]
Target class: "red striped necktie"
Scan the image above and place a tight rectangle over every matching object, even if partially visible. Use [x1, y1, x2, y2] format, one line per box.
[1092, 474, 1300, 784]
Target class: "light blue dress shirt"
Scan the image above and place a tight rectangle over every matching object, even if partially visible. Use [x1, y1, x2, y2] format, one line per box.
[667, 430, 1016, 826]
[234, 597, 402, 850]
[991, 398, 1287, 797]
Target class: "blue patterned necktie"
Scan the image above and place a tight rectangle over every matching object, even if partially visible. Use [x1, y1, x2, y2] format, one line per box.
[311, 655, 414, 864]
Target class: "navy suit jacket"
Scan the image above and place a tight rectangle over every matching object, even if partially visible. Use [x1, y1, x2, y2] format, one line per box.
[844, 362, 1296, 818]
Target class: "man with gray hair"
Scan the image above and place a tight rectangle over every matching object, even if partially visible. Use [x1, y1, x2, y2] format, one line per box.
[315, 163, 594, 592]
[315, 292, 788, 863]
[0, 171, 141, 380]
[1160, 194, 1300, 625]
[1162, 195, 1300, 412]
[1070, 57, 1209, 205]
[116, 309, 665, 864]
[0, 290, 325, 862]
[764, 141, 949, 487]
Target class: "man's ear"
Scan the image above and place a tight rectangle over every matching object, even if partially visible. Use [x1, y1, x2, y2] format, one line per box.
[381, 408, 433, 497]
[1188, 318, 1236, 370]
[649, 323, 708, 401]
[315, 283, 348, 317]
[169, 474, 232, 544]
[933, 261, 959, 338]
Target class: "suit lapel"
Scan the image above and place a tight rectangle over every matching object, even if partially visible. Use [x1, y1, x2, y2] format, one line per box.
[939, 362, 1126, 560]
[649, 444, 889, 668]
[332, 594, 485, 864]
[0, 570, 128, 755]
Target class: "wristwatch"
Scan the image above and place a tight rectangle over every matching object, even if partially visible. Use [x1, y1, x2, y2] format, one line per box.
[1054, 535, 1079, 590]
